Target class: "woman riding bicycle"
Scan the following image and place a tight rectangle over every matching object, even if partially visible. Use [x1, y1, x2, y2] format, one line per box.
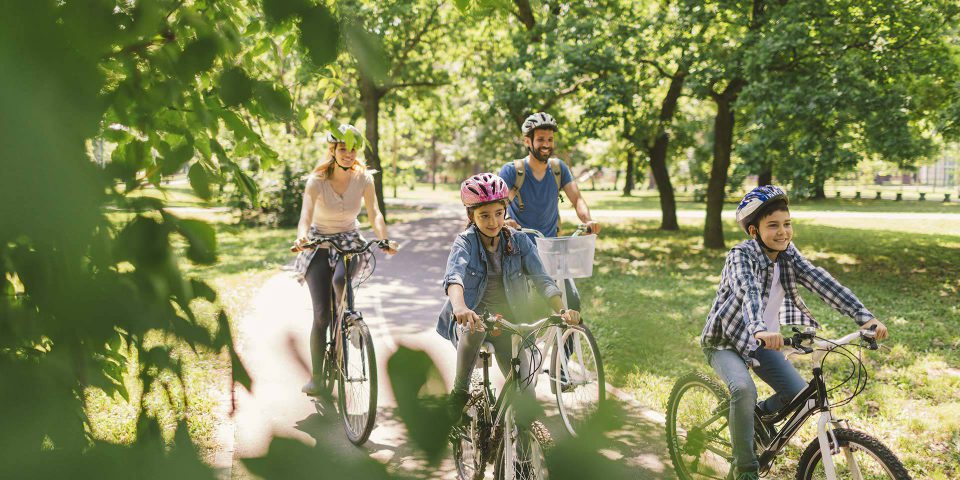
[437, 173, 580, 416]
[700, 185, 888, 480]
[294, 124, 397, 395]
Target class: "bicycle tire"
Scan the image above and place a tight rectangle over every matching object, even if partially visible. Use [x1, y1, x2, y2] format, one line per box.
[493, 409, 552, 480]
[795, 428, 911, 480]
[337, 319, 378, 446]
[666, 371, 736, 480]
[453, 378, 490, 480]
[551, 324, 605, 436]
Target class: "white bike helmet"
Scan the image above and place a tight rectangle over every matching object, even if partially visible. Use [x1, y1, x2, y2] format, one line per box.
[521, 112, 558, 137]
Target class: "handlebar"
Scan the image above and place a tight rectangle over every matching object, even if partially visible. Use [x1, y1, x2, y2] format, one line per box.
[519, 223, 592, 238]
[290, 236, 392, 254]
[752, 325, 880, 358]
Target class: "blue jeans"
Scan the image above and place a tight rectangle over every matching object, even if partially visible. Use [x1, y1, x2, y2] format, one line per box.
[705, 348, 808, 472]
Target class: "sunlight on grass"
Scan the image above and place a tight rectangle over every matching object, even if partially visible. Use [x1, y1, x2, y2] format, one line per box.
[576, 217, 960, 477]
[84, 221, 296, 460]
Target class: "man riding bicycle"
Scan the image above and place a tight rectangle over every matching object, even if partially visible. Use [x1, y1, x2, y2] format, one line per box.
[498, 112, 601, 312]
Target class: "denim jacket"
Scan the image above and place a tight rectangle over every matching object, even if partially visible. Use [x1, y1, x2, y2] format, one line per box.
[436, 225, 562, 342]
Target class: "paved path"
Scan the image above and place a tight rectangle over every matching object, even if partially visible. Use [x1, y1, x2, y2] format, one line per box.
[219, 203, 674, 479]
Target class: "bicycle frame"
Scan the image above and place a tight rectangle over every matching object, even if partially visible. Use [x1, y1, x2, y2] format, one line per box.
[752, 329, 879, 478]
[473, 316, 563, 461]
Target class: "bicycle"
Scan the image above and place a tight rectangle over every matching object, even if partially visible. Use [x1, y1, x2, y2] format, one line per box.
[451, 312, 569, 480]
[666, 326, 910, 479]
[520, 224, 605, 437]
[291, 235, 391, 446]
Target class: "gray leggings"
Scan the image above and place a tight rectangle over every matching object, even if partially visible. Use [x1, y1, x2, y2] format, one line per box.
[452, 324, 537, 396]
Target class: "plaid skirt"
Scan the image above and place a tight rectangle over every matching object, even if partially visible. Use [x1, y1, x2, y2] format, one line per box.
[292, 227, 368, 285]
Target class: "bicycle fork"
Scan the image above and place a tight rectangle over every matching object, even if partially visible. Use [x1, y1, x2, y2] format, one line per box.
[816, 411, 864, 480]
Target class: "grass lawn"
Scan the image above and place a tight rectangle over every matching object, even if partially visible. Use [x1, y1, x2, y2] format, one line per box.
[577, 189, 960, 214]
[83, 216, 297, 462]
[576, 218, 960, 478]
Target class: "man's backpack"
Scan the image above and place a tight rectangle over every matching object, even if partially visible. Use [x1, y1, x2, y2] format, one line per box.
[509, 158, 565, 233]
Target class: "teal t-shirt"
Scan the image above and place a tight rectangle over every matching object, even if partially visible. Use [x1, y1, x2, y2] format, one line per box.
[498, 158, 573, 238]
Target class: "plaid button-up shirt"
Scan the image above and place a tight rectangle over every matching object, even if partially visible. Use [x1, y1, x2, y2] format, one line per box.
[701, 239, 875, 361]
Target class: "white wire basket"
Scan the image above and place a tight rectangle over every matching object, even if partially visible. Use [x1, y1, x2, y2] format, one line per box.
[534, 235, 596, 279]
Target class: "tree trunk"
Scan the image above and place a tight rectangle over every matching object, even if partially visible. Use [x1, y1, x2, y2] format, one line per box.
[623, 150, 636, 197]
[758, 166, 772, 186]
[813, 173, 826, 199]
[704, 91, 738, 249]
[360, 76, 387, 219]
[647, 71, 686, 231]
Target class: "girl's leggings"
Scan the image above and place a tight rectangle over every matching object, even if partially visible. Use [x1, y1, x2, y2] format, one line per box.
[304, 248, 355, 377]
[452, 324, 537, 397]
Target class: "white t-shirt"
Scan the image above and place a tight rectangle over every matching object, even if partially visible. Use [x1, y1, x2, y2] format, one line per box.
[763, 262, 786, 333]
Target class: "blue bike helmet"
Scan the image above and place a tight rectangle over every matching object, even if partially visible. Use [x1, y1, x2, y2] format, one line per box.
[736, 185, 789, 234]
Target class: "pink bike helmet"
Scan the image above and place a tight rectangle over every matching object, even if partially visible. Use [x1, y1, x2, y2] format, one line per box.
[460, 173, 509, 207]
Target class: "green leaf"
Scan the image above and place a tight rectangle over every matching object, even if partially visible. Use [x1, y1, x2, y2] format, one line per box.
[176, 218, 218, 265]
[219, 67, 254, 107]
[387, 346, 452, 464]
[176, 36, 219, 80]
[160, 144, 195, 176]
[188, 162, 213, 200]
[189, 278, 217, 302]
[253, 81, 293, 120]
[230, 163, 260, 205]
[220, 110, 258, 141]
[344, 23, 388, 84]
[261, 0, 312, 25]
[299, 6, 340, 67]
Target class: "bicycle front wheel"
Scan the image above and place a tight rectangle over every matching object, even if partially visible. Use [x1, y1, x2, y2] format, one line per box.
[796, 428, 911, 480]
[666, 371, 735, 480]
[551, 324, 605, 436]
[452, 383, 490, 480]
[337, 319, 378, 445]
[494, 408, 551, 480]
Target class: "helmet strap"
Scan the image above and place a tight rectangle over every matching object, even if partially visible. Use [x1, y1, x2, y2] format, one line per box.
[335, 160, 352, 171]
[476, 225, 500, 248]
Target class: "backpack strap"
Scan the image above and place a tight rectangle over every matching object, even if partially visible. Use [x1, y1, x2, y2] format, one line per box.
[548, 158, 564, 235]
[510, 158, 526, 211]
[548, 158, 562, 195]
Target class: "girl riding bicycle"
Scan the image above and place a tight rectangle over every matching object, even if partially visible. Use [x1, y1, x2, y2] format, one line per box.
[438, 173, 581, 414]
[294, 124, 397, 395]
[700, 185, 889, 480]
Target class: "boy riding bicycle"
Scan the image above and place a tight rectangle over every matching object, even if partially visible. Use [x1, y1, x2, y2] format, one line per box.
[700, 185, 889, 480]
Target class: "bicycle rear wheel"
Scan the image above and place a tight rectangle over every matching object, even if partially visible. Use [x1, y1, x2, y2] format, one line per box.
[337, 318, 378, 445]
[796, 428, 911, 480]
[666, 371, 736, 480]
[551, 324, 605, 436]
[494, 407, 551, 480]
